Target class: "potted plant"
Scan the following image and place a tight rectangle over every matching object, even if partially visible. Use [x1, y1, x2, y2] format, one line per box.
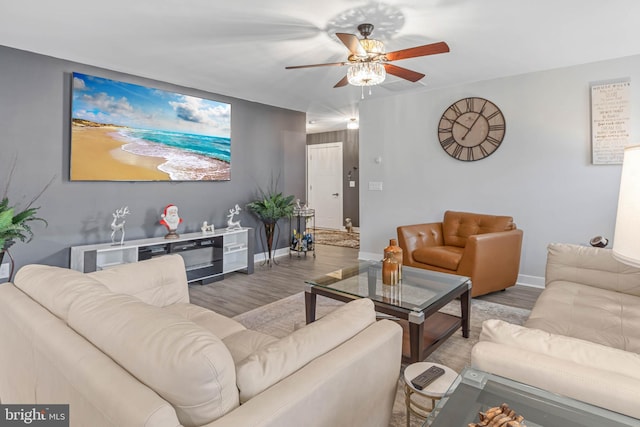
[246, 190, 295, 265]
[1, 158, 51, 267]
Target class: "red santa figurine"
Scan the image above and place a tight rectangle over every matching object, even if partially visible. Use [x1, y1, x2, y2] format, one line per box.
[160, 204, 183, 239]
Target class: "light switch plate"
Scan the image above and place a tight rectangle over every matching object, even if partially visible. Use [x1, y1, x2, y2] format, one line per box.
[368, 181, 383, 191]
[349, 181, 356, 188]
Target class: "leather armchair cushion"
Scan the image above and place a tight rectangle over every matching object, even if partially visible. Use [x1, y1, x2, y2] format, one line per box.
[413, 246, 464, 270]
[443, 211, 515, 248]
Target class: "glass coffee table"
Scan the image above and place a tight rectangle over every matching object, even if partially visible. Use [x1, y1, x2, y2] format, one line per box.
[305, 261, 471, 363]
[424, 367, 640, 426]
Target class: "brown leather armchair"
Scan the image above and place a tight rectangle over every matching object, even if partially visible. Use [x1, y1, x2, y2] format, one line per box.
[397, 210, 523, 297]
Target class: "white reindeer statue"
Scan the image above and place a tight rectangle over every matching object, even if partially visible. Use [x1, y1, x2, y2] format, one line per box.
[226, 204, 242, 230]
[111, 206, 130, 245]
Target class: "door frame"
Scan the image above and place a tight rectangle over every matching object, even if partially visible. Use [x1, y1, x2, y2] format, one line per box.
[306, 142, 343, 230]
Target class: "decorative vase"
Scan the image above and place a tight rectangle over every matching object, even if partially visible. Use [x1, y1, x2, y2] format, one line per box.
[263, 220, 277, 265]
[382, 252, 399, 285]
[384, 238, 403, 281]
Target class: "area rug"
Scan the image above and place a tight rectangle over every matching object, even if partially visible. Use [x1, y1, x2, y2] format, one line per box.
[313, 228, 359, 249]
[233, 292, 531, 427]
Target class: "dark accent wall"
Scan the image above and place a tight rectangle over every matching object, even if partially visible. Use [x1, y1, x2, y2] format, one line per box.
[0, 45, 306, 272]
[306, 129, 359, 227]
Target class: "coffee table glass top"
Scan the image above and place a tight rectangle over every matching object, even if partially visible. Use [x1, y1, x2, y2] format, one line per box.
[305, 261, 469, 312]
[424, 367, 639, 427]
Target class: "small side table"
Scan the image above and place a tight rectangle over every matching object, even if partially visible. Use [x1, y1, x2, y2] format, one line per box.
[403, 362, 457, 427]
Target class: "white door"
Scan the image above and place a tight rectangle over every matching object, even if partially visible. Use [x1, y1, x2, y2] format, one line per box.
[307, 142, 343, 229]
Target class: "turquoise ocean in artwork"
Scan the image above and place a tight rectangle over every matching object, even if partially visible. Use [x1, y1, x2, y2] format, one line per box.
[119, 128, 230, 163]
[112, 128, 231, 180]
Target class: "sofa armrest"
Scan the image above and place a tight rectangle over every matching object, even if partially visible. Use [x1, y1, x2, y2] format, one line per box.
[206, 320, 402, 427]
[472, 319, 640, 419]
[472, 341, 640, 419]
[458, 229, 523, 296]
[397, 222, 444, 265]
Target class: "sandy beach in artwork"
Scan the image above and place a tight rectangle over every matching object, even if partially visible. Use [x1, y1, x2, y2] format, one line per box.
[71, 126, 170, 181]
[71, 124, 230, 181]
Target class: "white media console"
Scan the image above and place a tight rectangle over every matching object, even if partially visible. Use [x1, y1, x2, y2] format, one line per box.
[70, 228, 254, 284]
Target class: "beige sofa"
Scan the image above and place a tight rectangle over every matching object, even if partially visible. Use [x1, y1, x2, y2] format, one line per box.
[471, 243, 640, 419]
[0, 255, 403, 427]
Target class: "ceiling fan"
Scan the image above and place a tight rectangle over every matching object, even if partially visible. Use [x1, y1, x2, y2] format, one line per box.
[285, 23, 450, 89]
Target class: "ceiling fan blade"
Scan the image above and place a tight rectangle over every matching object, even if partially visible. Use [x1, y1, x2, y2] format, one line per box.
[336, 32, 367, 57]
[385, 41, 450, 62]
[334, 75, 349, 88]
[285, 61, 347, 70]
[383, 64, 425, 82]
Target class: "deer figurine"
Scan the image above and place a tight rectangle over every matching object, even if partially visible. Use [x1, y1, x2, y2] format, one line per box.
[226, 204, 242, 230]
[111, 206, 130, 245]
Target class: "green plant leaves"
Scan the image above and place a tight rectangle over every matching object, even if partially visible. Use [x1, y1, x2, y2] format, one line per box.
[0, 197, 47, 248]
[246, 192, 295, 223]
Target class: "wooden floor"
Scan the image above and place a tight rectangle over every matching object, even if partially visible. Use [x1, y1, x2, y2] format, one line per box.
[189, 244, 542, 317]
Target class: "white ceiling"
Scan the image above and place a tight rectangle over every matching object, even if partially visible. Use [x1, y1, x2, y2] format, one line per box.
[2, 0, 640, 133]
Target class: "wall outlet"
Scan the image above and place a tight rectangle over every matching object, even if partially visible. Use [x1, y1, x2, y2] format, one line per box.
[0, 263, 9, 279]
[349, 180, 356, 188]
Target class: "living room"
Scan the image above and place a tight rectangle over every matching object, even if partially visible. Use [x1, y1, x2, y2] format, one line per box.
[2, 1, 640, 426]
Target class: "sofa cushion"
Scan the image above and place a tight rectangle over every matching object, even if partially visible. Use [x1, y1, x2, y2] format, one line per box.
[479, 319, 640, 382]
[235, 298, 376, 403]
[222, 330, 279, 364]
[66, 286, 239, 427]
[88, 254, 189, 306]
[164, 303, 246, 339]
[546, 243, 640, 297]
[14, 264, 108, 321]
[412, 246, 463, 270]
[525, 281, 640, 353]
[442, 210, 515, 248]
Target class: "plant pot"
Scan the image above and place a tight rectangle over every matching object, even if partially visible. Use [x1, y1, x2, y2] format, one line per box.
[263, 220, 277, 264]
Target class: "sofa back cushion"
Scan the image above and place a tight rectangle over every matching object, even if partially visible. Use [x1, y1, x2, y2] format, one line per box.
[235, 298, 376, 403]
[14, 264, 108, 321]
[67, 285, 239, 427]
[546, 243, 640, 297]
[88, 254, 189, 306]
[442, 211, 515, 248]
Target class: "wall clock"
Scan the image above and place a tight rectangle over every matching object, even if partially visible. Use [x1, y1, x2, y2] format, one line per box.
[437, 97, 506, 161]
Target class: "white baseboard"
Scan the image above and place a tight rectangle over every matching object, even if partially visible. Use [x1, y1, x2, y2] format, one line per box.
[253, 247, 290, 263]
[359, 251, 545, 289]
[516, 274, 545, 288]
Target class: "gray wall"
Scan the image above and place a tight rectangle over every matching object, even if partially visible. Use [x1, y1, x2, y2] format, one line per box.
[306, 129, 360, 227]
[359, 54, 640, 284]
[0, 45, 306, 272]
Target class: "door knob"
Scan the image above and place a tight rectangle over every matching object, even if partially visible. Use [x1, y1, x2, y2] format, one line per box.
[332, 193, 339, 197]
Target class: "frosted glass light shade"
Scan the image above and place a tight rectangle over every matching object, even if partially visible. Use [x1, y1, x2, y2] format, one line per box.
[613, 145, 640, 267]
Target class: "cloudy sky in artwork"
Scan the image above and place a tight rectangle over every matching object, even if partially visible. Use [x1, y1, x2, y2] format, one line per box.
[72, 72, 231, 138]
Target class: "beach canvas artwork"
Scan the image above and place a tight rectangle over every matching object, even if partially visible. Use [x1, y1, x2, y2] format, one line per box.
[70, 72, 231, 181]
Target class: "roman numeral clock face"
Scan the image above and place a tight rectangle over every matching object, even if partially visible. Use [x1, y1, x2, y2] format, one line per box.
[438, 97, 506, 161]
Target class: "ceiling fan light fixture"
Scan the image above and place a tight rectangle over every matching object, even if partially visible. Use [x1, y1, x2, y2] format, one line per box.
[347, 62, 386, 86]
[359, 38, 385, 55]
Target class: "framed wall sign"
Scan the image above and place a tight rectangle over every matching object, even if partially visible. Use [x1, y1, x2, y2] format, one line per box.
[591, 79, 631, 165]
